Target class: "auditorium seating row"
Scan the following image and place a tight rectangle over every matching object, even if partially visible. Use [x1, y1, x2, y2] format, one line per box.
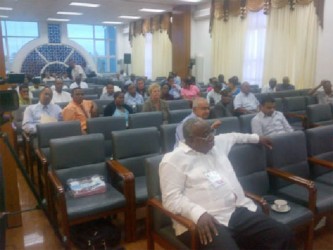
[43, 124, 333, 249]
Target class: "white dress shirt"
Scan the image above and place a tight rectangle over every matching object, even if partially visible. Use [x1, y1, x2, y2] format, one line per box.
[69, 81, 89, 89]
[160, 133, 259, 236]
[233, 92, 259, 111]
[71, 65, 87, 80]
[52, 90, 72, 103]
[206, 90, 222, 105]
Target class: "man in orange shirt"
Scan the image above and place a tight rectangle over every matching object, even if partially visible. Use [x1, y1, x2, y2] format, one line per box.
[62, 87, 98, 133]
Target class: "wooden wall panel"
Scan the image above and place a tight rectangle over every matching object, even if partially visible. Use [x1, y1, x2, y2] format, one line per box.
[172, 5, 191, 80]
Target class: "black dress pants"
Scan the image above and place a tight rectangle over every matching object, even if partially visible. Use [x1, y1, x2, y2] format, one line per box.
[177, 207, 296, 250]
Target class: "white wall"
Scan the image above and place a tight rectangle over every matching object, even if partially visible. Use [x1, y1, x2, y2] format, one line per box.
[315, 1, 333, 85]
[116, 25, 132, 74]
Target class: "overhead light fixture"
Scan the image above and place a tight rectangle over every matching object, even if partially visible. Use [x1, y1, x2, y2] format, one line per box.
[69, 2, 100, 8]
[57, 11, 82, 15]
[119, 16, 141, 20]
[0, 15, 8, 18]
[139, 8, 165, 13]
[0, 7, 13, 11]
[47, 18, 70, 22]
[102, 21, 123, 25]
[181, 0, 202, 2]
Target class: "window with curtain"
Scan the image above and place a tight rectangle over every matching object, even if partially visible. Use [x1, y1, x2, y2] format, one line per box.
[1, 21, 39, 72]
[145, 33, 153, 79]
[242, 12, 267, 87]
[67, 24, 117, 73]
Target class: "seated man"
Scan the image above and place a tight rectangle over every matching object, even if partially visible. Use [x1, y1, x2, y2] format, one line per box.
[22, 87, 62, 134]
[100, 82, 115, 101]
[206, 80, 222, 105]
[211, 90, 233, 118]
[18, 84, 31, 106]
[251, 95, 293, 136]
[69, 75, 89, 89]
[276, 76, 295, 91]
[160, 118, 295, 250]
[175, 97, 221, 146]
[308, 79, 333, 104]
[261, 78, 277, 93]
[52, 78, 71, 103]
[124, 83, 144, 108]
[167, 76, 181, 100]
[62, 88, 98, 133]
[233, 82, 259, 115]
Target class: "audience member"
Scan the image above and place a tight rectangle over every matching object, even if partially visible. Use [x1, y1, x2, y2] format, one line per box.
[160, 118, 295, 250]
[82, 61, 96, 78]
[99, 82, 115, 101]
[161, 83, 174, 100]
[69, 75, 89, 89]
[104, 92, 133, 127]
[261, 78, 277, 93]
[211, 90, 234, 118]
[167, 76, 181, 100]
[308, 80, 333, 104]
[227, 76, 241, 97]
[125, 74, 136, 89]
[62, 72, 71, 81]
[29, 78, 44, 92]
[143, 83, 170, 124]
[181, 77, 200, 100]
[233, 82, 259, 115]
[62, 88, 98, 133]
[18, 84, 31, 106]
[136, 78, 149, 99]
[217, 74, 227, 89]
[124, 83, 144, 108]
[42, 72, 55, 84]
[69, 60, 87, 80]
[117, 69, 126, 82]
[276, 76, 295, 91]
[251, 95, 293, 136]
[206, 81, 222, 105]
[175, 97, 221, 146]
[52, 78, 72, 103]
[22, 87, 62, 134]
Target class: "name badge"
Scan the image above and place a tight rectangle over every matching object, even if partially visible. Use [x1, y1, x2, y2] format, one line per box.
[204, 171, 224, 188]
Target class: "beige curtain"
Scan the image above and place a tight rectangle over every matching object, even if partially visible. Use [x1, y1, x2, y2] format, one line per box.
[262, 3, 318, 89]
[152, 30, 172, 80]
[131, 34, 146, 76]
[211, 16, 248, 80]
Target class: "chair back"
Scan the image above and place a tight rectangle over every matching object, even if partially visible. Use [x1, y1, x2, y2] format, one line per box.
[112, 127, 160, 176]
[238, 114, 256, 133]
[306, 125, 333, 178]
[84, 94, 98, 100]
[36, 121, 82, 160]
[94, 99, 112, 116]
[168, 109, 192, 124]
[166, 100, 191, 110]
[283, 96, 307, 113]
[128, 112, 163, 129]
[160, 123, 177, 153]
[50, 133, 106, 184]
[229, 144, 269, 196]
[306, 104, 333, 127]
[87, 116, 126, 158]
[266, 131, 310, 189]
[207, 117, 240, 134]
[274, 98, 284, 112]
[55, 102, 69, 109]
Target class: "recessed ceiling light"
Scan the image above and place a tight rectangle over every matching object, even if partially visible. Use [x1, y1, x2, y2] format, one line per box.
[102, 21, 123, 25]
[119, 16, 141, 20]
[69, 2, 100, 8]
[0, 7, 13, 11]
[139, 8, 165, 13]
[57, 11, 82, 15]
[0, 15, 8, 18]
[181, 0, 202, 2]
[47, 18, 70, 22]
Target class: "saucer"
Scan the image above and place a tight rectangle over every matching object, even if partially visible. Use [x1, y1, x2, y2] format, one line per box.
[271, 204, 291, 213]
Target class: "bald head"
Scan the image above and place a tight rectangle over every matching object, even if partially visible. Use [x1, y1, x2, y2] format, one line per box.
[241, 82, 251, 95]
[192, 97, 210, 119]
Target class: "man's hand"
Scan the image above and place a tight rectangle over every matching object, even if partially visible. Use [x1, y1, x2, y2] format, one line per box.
[197, 212, 219, 245]
[259, 136, 273, 150]
[210, 120, 222, 130]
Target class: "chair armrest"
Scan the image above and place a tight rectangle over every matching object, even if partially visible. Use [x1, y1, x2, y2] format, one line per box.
[266, 167, 317, 212]
[147, 198, 197, 231]
[284, 113, 306, 120]
[107, 160, 134, 182]
[308, 157, 333, 170]
[22, 131, 32, 143]
[48, 170, 64, 195]
[245, 191, 269, 215]
[35, 148, 48, 167]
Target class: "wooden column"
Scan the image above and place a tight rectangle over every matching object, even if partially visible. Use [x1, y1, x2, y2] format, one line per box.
[172, 5, 191, 79]
[0, 21, 22, 227]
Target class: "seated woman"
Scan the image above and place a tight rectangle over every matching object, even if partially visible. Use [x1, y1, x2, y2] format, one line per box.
[180, 77, 200, 100]
[103, 91, 133, 127]
[143, 83, 170, 124]
[227, 76, 241, 97]
[160, 83, 174, 100]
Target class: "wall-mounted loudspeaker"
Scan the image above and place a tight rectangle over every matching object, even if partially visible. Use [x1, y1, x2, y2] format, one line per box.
[124, 53, 131, 64]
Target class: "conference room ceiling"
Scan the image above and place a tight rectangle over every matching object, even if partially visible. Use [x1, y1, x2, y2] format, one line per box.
[0, 0, 210, 25]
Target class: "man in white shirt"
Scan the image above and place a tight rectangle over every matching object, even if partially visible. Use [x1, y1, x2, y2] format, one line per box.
[206, 81, 222, 105]
[251, 95, 293, 136]
[261, 78, 277, 93]
[160, 118, 295, 250]
[124, 83, 144, 107]
[52, 78, 72, 103]
[70, 76, 89, 89]
[308, 80, 333, 105]
[233, 82, 259, 115]
[69, 60, 87, 80]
